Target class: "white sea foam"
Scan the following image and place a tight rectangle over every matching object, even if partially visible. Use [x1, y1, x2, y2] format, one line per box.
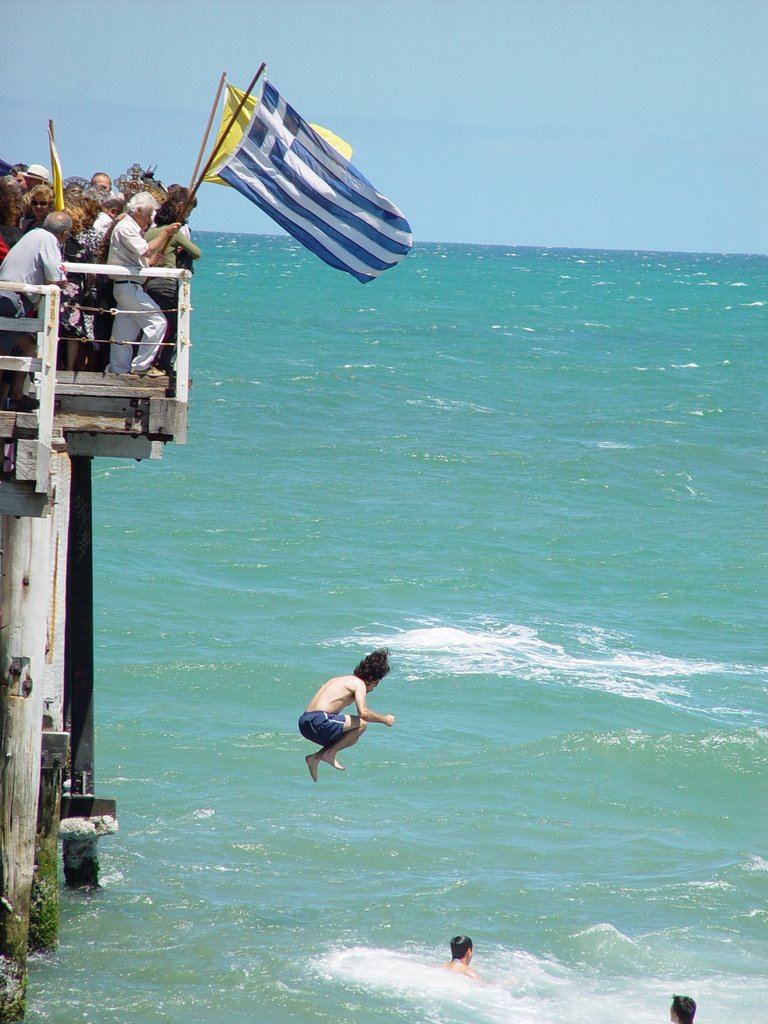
[742, 854, 768, 873]
[311, 945, 588, 1024]
[339, 621, 761, 715]
[358, 623, 727, 678]
[406, 396, 494, 414]
[309, 943, 743, 1024]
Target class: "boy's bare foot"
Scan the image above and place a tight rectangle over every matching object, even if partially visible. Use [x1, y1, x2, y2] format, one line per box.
[321, 751, 344, 771]
[305, 753, 320, 782]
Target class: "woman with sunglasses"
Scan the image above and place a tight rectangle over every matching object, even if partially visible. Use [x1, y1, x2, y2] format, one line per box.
[21, 183, 55, 234]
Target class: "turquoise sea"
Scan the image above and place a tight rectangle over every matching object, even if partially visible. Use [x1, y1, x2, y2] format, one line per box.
[29, 235, 767, 1023]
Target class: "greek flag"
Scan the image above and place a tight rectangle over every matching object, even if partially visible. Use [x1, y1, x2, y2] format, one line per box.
[215, 79, 412, 283]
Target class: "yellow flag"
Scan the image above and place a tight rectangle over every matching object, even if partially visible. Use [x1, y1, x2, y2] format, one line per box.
[48, 121, 65, 212]
[310, 125, 353, 161]
[203, 82, 353, 187]
[203, 84, 256, 186]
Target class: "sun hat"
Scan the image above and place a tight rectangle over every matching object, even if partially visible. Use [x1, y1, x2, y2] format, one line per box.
[26, 164, 50, 182]
[63, 175, 90, 195]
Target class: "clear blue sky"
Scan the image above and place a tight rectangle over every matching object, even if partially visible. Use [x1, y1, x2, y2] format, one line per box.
[4, 0, 767, 253]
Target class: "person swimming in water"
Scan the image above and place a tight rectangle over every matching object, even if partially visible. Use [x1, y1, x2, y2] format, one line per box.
[298, 648, 395, 782]
[442, 935, 481, 981]
[670, 995, 696, 1024]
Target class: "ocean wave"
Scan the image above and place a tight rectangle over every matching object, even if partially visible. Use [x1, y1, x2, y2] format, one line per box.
[308, 942, 759, 1024]
[346, 623, 733, 678]
[405, 396, 495, 414]
[742, 854, 768, 873]
[581, 727, 767, 752]
[337, 622, 762, 716]
[310, 945, 586, 1024]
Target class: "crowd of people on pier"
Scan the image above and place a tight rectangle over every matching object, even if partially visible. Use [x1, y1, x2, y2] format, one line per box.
[0, 160, 201, 408]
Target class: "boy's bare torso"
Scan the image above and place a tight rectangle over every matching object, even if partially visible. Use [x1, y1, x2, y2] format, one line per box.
[305, 674, 363, 715]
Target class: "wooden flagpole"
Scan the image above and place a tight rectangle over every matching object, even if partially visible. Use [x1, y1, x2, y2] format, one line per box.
[185, 62, 266, 208]
[157, 64, 264, 257]
[187, 71, 227, 193]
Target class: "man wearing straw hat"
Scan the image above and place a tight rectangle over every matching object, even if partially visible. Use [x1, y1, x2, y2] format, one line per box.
[21, 164, 50, 191]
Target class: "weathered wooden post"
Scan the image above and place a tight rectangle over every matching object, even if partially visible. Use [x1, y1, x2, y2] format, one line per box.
[28, 730, 67, 954]
[0, 513, 52, 1021]
[29, 452, 72, 953]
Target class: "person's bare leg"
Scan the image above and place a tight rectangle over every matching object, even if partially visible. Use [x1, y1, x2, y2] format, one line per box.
[305, 719, 367, 780]
[305, 752, 321, 782]
[67, 336, 79, 371]
[321, 719, 367, 770]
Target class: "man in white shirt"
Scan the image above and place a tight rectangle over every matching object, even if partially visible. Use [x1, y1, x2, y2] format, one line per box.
[0, 212, 69, 312]
[106, 191, 179, 375]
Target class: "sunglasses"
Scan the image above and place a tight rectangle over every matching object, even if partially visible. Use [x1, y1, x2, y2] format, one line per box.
[32, 201, 50, 207]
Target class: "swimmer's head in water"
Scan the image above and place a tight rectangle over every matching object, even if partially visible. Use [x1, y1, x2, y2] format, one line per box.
[671, 996, 696, 1024]
[354, 648, 391, 684]
[450, 936, 473, 960]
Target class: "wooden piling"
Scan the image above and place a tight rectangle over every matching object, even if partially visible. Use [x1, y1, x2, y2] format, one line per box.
[30, 453, 72, 952]
[0, 513, 52, 1021]
[28, 731, 67, 954]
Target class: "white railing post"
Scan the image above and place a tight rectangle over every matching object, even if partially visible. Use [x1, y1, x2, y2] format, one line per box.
[35, 286, 59, 493]
[175, 271, 191, 405]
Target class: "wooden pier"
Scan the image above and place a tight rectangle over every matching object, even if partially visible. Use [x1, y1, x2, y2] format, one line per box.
[0, 266, 191, 1020]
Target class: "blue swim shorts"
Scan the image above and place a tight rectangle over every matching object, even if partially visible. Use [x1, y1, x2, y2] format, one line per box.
[298, 710, 347, 747]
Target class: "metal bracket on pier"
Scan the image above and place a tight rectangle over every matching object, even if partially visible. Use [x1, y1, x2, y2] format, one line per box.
[41, 731, 69, 770]
[60, 796, 117, 819]
[3, 656, 33, 697]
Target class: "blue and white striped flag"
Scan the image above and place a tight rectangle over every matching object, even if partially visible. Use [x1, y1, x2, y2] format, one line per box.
[214, 79, 412, 283]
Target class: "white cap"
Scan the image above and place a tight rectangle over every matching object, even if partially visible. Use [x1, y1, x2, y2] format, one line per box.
[26, 164, 50, 182]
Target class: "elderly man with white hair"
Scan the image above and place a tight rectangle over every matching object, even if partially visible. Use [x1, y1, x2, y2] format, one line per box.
[107, 191, 179, 375]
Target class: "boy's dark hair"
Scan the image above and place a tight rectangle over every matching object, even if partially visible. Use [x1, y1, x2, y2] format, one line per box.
[450, 935, 473, 960]
[671, 995, 696, 1024]
[353, 648, 391, 683]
